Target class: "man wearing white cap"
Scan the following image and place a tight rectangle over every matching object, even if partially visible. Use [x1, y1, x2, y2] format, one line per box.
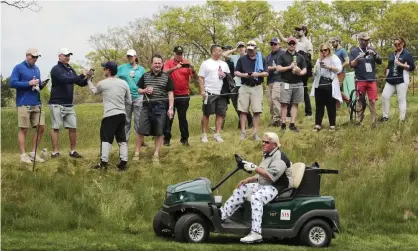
[219, 132, 292, 243]
[116, 49, 146, 160]
[10, 48, 48, 163]
[49, 48, 90, 158]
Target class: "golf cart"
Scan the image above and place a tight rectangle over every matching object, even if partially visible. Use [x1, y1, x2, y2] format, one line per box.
[153, 154, 340, 247]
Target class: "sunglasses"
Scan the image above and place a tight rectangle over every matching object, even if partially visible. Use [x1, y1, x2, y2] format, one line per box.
[30, 55, 39, 59]
[320, 49, 329, 53]
[262, 140, 272, 145]
[270, 43, 278, 46]
[360, 39, 370, 42]
[288, 42, 296, 46]
[393, 43, 402, 46]
[247, 44, 256, 47]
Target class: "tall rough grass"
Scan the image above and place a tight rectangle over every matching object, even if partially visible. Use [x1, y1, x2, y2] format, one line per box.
[1, 95, 418, 235]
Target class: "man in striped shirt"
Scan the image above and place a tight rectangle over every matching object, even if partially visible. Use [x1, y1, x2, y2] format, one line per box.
[135, 55, 174, 164]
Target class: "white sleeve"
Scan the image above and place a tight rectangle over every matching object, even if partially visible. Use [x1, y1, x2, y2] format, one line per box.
[87, 79, 100, 95]
[333, 55, 343, 73]
[223, 62, 230, 73]
[198, 61, 206, 77]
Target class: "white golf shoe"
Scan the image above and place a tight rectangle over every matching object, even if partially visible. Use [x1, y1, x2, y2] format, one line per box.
[240, 231, 263, 243]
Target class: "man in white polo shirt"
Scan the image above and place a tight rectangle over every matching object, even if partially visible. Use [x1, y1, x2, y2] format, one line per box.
[198, 44, 230, 143]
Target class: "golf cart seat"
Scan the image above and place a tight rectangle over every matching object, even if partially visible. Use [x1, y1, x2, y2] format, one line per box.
[274, 162, 306, 200]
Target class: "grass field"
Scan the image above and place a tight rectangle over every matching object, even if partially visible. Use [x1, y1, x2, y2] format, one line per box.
[1, 93, 418, 250]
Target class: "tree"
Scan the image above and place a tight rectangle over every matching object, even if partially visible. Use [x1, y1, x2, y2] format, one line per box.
[1, 1, 41, 12]
[1, 76, 15, 107]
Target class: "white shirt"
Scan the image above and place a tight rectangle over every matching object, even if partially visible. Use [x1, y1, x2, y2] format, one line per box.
[310, 54, 343, 102]
[296, 36, 313, 55]
[198, 58, 230, 94]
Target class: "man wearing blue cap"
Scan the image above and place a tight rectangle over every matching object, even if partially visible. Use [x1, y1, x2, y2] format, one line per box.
[87, 61, 131, 171]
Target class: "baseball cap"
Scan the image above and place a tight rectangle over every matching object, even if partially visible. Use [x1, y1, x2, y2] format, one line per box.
[246, 40, 257, 50]
[101, 61, 118, 72]
[236, 41, 245, 47]
[357, 32, 370, 41]
[26, 48, 40, 57]
[173, 46, 184, 53]
[126, 49, 137, 56]
[222, 45, 233, 50]
[270, 37, 280, 44]
[287, 37, 297, 44]
[59, 48, 73, 56]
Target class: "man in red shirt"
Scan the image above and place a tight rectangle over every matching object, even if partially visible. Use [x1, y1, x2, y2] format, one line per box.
[163, 46, 198, 146]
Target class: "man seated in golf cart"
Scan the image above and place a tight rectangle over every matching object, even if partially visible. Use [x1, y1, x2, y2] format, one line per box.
[219, 132, 292, 243]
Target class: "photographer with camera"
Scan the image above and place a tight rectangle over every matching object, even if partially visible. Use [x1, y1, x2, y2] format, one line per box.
[349, 32, 382, 126]
[162, 46, 198, 147]
[10, 48, 48, 164]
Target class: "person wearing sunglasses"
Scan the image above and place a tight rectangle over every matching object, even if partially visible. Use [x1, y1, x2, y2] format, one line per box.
[10, 48, 48, 164]
[276, 37, 307, 132]
[219, 132, 292, 243]
[381, 37, 415, 122]
[116, 49, 146, 157]
[329, 36, 350, 106]
[266, 37, 285, 127]
[234, 40, 268, 141]
[275, 24, 313, 119]
[349, 32, 382, 126]
[222, 41, 253, 129]
[310, 43, 343, 132]
[49, 48, 90, 159]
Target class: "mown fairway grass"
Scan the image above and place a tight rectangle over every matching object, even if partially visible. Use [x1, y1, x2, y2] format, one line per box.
[2, 94, 418, 250]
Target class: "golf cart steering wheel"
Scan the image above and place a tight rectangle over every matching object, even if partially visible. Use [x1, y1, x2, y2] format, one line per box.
[234, 153, 252, 174]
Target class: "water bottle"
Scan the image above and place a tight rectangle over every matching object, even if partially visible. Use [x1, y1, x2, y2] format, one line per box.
[393, 57, 398, 77]
[293, 56, 297, 63]
[272, 61, 278, 74]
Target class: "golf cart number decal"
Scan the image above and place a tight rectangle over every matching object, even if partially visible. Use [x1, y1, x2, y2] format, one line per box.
[280, 210, 291, 220]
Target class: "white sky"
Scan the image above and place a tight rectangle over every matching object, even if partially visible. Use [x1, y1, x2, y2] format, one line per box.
[1, 0, 293, 78]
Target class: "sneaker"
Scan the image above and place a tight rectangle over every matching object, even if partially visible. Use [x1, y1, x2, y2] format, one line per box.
[20, 154, 33, 164]
[180, 139, 190, 146]
[289, 124, 300, 132]
[201, 133, 208, 143]
[69, 151, 82, 158]
[312, 125, 321, 132]
[329, 126, 336, 132]
[163, 139, 170, 146]
[117, 161, 128, 171]
[152, 155, 160, 165]
[281, 123, 287, 131]
[240, 231, 263, 243]
[29, 152, 45, 163]
[252, 133, 261, 141]
[132, 153, 139, 161]
[214, 134, 224, 143]
[91, 161, 108, 170]
[240, 132, 247, 140]
[51, 152, 60, 158]
[380, 117, 389, 122]
[270, 121, 281, 127]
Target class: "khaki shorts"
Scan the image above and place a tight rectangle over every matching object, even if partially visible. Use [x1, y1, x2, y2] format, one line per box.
[17, 105, 45, 128]
[238, 85, 263, 113]
[49, 105, 77, 129]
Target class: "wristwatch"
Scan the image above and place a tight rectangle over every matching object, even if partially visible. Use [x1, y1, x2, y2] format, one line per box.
[169, 106, 174, 110]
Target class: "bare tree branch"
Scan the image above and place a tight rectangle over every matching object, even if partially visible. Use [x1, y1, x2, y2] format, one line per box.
[1, 1, 41, 12]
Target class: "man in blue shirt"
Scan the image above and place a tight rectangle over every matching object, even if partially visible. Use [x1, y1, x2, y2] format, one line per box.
[116, 49, 146, 160]
[329, 36, 350, 104]
[49, 48, 89, 158]
[9, 48, 47, 164]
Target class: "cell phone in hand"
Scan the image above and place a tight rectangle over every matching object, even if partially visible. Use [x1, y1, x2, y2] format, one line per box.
[320, 62, 325, 68]
[181, 63, 190, 68]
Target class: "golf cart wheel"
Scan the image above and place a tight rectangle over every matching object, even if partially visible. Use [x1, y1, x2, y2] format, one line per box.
[174, 213, 209, 243]
[299, 219, 332, 247]
[153, 209, 173, 237]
